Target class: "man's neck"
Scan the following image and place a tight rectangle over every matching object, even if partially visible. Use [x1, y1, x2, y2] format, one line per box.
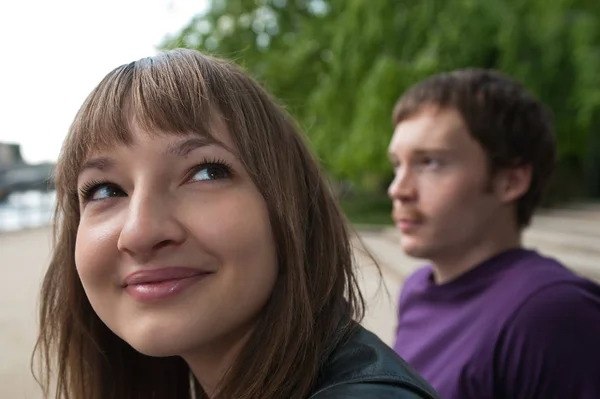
[430, 233, 522, 285]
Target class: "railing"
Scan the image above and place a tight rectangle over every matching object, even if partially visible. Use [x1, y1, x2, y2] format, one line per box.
[0, 190, 55, 233]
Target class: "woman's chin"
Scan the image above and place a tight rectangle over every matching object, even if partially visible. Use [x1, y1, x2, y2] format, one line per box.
[127, 339, 183, 358]
[116, 328, 189, 358]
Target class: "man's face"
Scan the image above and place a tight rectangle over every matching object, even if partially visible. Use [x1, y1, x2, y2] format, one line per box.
[387, 106, 508, 261]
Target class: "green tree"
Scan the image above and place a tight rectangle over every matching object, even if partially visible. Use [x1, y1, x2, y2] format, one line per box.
[162, 0, 600, 200]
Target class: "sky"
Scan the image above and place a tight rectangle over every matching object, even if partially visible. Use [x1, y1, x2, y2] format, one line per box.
[0, 0, 208, 164]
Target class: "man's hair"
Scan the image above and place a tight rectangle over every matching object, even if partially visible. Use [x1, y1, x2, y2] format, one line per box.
[392, 68, 557, 228]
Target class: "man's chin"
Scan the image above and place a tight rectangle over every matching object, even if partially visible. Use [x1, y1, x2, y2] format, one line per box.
[400, 238, 433, 260]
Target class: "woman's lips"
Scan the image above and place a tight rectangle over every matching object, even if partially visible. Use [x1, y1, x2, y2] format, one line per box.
[123, 267, 211, 301]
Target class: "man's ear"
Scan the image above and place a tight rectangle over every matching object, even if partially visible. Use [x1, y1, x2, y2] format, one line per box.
[494, 163, 532, 203]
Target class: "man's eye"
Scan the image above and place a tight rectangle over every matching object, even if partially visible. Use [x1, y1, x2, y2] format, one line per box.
[422, 157, 442, 169]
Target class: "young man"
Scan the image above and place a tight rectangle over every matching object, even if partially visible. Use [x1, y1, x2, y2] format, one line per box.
[388, 69, 600, 399]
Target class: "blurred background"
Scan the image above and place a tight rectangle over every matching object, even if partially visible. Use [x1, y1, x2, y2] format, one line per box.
[1, 0, 599, 397]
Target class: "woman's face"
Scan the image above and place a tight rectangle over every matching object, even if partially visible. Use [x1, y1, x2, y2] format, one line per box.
[74, 118, 278, 361]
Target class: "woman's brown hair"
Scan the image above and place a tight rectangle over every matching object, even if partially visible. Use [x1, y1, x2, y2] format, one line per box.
[32, 48, 367, 398]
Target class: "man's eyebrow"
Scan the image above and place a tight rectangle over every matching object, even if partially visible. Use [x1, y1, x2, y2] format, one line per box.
[387, 148, 453, 160]
[411, 148, 454, 156]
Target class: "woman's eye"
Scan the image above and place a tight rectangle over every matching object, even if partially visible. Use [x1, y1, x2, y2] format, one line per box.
[82, 184, 125, 202]
[191, 164, 231, 182]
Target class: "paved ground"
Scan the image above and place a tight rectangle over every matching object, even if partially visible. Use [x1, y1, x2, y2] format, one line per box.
[1, 228, 52, 399]
[2, 211, 599, 398]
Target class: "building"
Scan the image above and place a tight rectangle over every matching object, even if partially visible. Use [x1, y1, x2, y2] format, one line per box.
[0, 142, 55, 201]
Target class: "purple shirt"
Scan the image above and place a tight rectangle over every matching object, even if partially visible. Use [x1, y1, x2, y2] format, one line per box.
[393, 248, 600, 399]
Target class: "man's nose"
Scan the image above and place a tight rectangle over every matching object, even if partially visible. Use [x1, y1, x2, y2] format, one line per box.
[388, 168, 417, 202]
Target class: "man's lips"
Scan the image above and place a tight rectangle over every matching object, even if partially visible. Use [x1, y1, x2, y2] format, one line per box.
[392, 214, 424, 232]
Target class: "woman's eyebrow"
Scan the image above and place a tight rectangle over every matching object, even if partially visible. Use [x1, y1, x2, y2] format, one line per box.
[79, 157, 115, 175]
[79, 136, 237, 177]
[164, 136, 232, 157]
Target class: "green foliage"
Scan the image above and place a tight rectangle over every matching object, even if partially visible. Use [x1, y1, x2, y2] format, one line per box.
[161, 0, 600, 199]
[338, 191, 393, 226]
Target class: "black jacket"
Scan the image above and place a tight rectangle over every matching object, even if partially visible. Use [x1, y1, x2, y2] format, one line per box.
[309, 324, 441, 398]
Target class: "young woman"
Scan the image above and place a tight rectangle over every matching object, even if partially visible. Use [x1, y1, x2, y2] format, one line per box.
[33, 48, 439, 399]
